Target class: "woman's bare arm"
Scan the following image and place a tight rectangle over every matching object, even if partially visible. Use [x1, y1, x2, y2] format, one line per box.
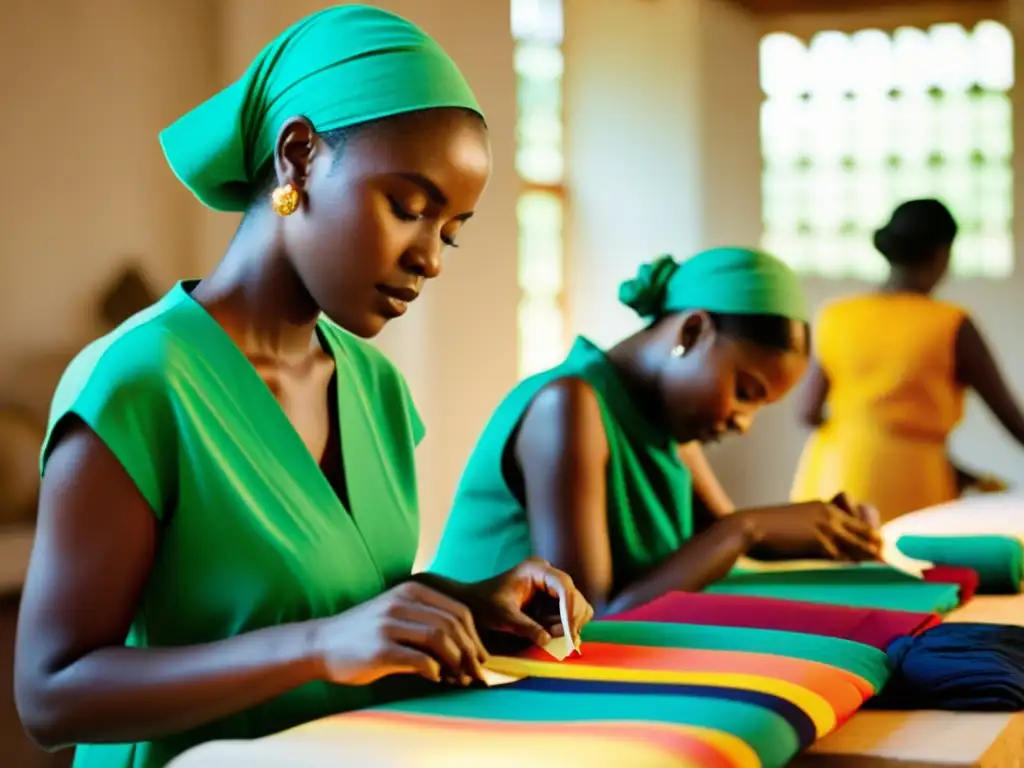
[676, 441, 735, 519]
[795, 358, 829, 428]
[15, 420, 324, 750]
[514, 379, 752, 616]
[955, 317, 1024, 447]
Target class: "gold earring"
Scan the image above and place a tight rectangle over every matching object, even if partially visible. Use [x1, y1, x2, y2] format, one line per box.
[671, 345, 686, 358]
[271, 183, 300, 216]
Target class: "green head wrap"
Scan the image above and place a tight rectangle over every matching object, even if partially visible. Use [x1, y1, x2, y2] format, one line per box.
[618, 248, 808, 323]
[159, 5, 483, 212]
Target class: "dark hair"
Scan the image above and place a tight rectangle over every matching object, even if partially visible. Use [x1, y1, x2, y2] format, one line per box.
[873, 199, 958, 267]
[710, 312, 811, 356]
[651, 312, 811, 356]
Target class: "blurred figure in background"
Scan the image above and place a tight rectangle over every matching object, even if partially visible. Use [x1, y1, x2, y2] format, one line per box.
[792, 199, 1024, 522]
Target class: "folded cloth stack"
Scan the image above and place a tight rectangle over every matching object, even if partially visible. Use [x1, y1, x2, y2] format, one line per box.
[704, 563, 962, 613]
[607, 591, 940, 650]
[897, 535, 1023, 594]
[869, 622, 1024, 710]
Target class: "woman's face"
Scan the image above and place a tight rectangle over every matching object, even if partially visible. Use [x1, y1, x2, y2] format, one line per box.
[280, 108, 492, 337]
[657, 314, 809, 444]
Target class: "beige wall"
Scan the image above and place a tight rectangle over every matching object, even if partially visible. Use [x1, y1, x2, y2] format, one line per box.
[0, 1, 218, 421]
[0, 0, 517, 565]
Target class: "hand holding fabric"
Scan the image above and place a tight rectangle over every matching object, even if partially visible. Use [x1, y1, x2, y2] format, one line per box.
[313, 581, 489, 687]
[739, 492, 882, 562]
[459, 558, 595, 649]
[972, 475, 1009, 494]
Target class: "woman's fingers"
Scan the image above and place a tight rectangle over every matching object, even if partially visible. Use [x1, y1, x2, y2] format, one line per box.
[391, 585, 488, 678]
[513, 558, 592, 640]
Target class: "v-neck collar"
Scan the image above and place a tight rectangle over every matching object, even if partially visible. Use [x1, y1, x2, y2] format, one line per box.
[169, 280, 405, 588]
[172, 281, 346, 506]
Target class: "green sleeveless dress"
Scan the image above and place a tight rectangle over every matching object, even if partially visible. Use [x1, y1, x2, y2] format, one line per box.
[41, 282, 427, 768]
[430, 337, 693, 592]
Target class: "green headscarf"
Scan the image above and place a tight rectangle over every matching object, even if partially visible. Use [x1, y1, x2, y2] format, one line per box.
[159, 5, 483, 212]
[618, 248, 809, 323]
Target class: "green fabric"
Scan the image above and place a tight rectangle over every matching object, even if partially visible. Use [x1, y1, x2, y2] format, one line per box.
[583, 621, 891, 692]
[619, 248, 809, 323]
[897, 535, 1024, 594]
[430, 337, 692, 587]
[376, 688, 800, 768]
[44, 282, 427, 768]
[159, 5, 482, 211]
[705, 565, 961, 614]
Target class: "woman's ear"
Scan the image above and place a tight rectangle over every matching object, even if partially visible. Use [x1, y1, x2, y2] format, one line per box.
[273, 116, 318, 192]
[676, 310, 714, 353]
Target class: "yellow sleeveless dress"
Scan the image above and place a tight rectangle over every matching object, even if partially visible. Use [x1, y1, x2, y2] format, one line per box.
[791, 294, 966, 523]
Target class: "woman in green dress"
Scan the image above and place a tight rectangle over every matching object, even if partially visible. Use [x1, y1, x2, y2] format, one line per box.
[14, 7, 591, 768]
[431, 249, 882, 616]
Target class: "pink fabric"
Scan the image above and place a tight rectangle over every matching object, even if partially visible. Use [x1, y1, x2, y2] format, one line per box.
[608, 591, 940, 650]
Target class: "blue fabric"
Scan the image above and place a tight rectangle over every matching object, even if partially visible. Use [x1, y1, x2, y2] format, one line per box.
[869, 623, 1024, 711]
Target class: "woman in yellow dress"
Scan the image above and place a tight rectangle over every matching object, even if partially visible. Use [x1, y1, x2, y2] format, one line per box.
[791, 199, 1024, 522]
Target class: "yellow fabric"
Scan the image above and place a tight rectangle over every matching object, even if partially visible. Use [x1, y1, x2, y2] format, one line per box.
[168, 723, 708, 768]
[792, 294, 966, 523]
[486, 656, 836, 736]
[271, 715, 763, 768]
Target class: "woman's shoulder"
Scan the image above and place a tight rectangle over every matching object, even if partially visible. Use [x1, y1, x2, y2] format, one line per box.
[50, 299, 188, 425]
[818, 293, 966, 323]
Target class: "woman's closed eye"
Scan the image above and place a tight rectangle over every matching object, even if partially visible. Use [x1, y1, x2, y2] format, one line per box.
[388, 195, 423, 222]
[389, 195, 461, 248]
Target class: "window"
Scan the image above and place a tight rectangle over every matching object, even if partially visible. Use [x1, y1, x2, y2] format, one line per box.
[760, 21, 1014, 279]
[513, 0, 567, 376]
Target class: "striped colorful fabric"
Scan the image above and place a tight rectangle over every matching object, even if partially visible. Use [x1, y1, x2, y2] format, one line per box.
[291, 617, 892, 768]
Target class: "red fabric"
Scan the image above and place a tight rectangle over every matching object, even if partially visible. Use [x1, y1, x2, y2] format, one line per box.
[922, 565, 980, 604]
[608, 591, 940, 650]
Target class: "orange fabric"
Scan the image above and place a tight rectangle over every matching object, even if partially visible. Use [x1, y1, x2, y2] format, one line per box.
[792, 294, 966, 522]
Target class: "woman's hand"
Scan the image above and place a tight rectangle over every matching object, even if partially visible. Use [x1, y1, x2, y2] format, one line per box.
[311, 581, 489, 687]
[738, 492, 882, 562]
[463, 557, 595, 649]
[974, 475, 1010, 494]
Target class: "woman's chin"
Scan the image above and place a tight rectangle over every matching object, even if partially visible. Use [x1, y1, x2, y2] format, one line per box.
[322, 309, 388, 339]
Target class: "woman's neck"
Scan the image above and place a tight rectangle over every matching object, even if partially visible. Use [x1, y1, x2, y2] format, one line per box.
[605, 332, 667, 428]
[880, 270, 933, 296]
[191, 212, 322, 360]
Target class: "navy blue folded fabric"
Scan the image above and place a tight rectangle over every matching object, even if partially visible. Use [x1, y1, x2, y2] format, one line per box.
[869, 623, 1024, 711]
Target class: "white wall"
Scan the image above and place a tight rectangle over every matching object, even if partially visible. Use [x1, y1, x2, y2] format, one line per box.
[711, 4, 1024, 507]
[563, 0, 705, 349]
